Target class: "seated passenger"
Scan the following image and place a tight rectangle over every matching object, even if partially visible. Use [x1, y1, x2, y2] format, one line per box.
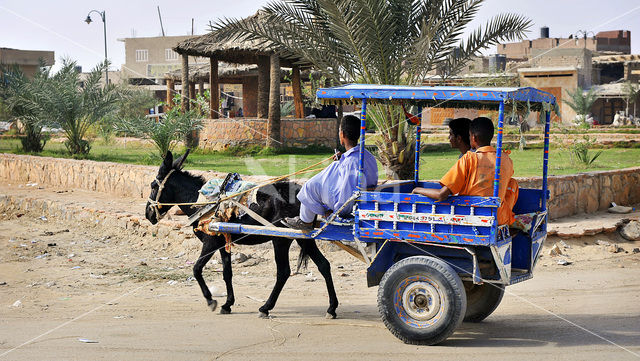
[446, 117, 472, 157]
[412, 117, 517, 225]
[283, 115, 378, 231]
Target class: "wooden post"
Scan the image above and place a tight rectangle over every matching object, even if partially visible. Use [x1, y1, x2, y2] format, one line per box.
[198, 80, 204, 96]
[257, 56, 270, 118]
[166, 78, 175, 109]
[197, 80, 204, 115]
[209, 57, 219, 119]
[267, 53, 281, 148]
[189, 81, 196, 111]
[181, 53, 190, 111]
[292, 65, 304, 118]
[242, 76, 258, 117]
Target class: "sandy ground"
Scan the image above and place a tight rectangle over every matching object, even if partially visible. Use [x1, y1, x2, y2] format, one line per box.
[1, 193, 640, 360]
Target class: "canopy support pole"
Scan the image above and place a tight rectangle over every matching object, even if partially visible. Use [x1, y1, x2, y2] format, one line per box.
[358, 98, 367, 191]
[414, 106, 422, 185]
[541, 109, 551, 211]
[493, 100, 505, 197]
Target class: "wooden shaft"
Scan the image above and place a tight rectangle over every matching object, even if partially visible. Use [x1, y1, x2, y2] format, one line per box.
[330, 241, 366, 263]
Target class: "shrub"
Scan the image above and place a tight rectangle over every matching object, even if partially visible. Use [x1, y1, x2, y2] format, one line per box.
[116, 105, 202, 158]
[570, 136, 602, 167]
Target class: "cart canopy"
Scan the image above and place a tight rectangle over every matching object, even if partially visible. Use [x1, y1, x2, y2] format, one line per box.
[317, 84, 556, 110]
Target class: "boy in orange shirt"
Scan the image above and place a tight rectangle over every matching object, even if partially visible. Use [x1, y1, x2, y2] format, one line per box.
[412, 117, 517, 225]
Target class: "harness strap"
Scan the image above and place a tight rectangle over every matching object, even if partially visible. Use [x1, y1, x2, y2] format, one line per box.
[150, 169, 176, 222]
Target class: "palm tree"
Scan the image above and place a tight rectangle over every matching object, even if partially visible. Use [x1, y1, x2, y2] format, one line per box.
[115, 104, 202, 158]
[212, 0, 531, 179]
[12, 58, 121, 155]
[565, 87, 598, 124]
[0, 65, 49, 152]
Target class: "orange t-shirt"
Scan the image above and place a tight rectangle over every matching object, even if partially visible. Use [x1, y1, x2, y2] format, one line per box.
[440, 146, 516, 225]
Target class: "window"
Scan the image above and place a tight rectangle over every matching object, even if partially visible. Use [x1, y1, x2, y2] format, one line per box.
[135, 49, 148, 62]
[165, 49, 179, 61]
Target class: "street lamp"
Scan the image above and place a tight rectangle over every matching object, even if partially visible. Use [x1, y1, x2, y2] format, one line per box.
[575, 30, 595, 50]
[85, 10, 108, 85]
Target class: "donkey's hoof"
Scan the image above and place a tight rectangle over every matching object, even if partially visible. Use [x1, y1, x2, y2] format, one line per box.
[325, 312, 337, 320]
[207, 299, 217, 312]
[219, 307, 231, 315]
[258, 311, 269, 319]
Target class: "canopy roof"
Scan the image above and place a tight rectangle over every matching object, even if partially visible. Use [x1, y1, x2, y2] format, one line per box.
[316, 84, 556, 109]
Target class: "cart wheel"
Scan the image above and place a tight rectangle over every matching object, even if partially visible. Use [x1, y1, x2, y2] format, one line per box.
[463, 281, 504, 323]
[377, 256, 466, 345]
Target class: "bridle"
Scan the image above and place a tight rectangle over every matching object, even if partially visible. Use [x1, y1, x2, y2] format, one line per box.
[148, 168, 176, 222]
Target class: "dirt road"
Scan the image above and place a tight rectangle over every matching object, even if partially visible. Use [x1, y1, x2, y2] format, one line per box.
[1, 194, 639, 360]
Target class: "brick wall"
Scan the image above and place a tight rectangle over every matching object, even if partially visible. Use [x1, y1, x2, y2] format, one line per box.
[199, 118, 338, 150]
[1, 154, 638, 220]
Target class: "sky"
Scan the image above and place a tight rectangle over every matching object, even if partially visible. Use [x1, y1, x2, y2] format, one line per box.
[1, 0, 639, 73]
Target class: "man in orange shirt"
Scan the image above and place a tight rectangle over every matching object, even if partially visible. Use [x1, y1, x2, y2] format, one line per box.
[412, 117, 517, 225]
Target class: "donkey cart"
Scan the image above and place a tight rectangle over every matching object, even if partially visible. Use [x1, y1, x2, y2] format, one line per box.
[204, 84, 556, 345]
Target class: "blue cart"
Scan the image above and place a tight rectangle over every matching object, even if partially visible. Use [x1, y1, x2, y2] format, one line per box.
[209, 84, 556, 345]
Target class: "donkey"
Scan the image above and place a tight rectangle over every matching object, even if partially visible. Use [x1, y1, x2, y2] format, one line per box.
[145, 151, 339, 318]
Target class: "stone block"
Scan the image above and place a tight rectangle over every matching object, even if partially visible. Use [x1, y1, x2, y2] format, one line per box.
[620, 220, 640, 241]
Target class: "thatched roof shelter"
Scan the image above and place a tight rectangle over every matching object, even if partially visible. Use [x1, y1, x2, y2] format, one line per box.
[168, 12, 308, 128]
[173, 11, 309, 67]
[174, 32, 308, 68]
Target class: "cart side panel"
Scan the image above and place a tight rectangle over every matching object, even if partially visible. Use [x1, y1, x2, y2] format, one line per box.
[510, 188, 548, 273]
[356, 191, 499, 246]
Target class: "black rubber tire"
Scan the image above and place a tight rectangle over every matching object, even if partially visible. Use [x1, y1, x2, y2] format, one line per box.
[463, 281, 504, 323]
[377, 256, 467, 345]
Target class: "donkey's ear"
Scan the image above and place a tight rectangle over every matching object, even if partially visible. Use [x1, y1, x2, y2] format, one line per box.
[172, 148, 190, 170]
[163, 151, 174, 169]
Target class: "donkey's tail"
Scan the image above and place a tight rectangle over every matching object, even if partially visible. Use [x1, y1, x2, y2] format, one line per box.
[295, 247, 310, 274]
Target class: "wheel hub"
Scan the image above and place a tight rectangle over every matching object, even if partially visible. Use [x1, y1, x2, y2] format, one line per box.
[401, 281, 441, 321]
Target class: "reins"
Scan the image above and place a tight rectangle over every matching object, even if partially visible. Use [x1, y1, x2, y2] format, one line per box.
[148, 154, 336, 208]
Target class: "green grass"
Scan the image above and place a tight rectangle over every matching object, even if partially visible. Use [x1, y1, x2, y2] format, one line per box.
[1, 138, 639, 180]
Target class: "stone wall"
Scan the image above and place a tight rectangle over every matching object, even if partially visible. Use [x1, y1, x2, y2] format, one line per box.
[516, 167, 640, 219]
[0, 153, 271, 200]
[1, 153, 638, 220]
[199, 118, 338, 150]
